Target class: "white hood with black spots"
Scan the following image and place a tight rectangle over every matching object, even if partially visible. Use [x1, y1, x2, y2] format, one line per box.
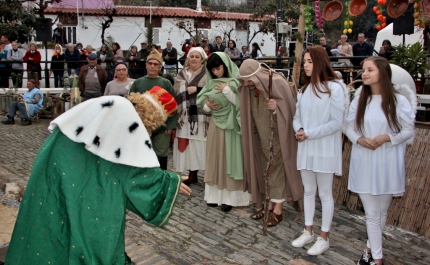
[48, 96, 160, 168]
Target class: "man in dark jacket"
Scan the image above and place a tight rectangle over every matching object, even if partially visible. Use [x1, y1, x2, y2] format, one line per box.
[352, 33, 372, 66]
[52, 23, 67, 46]
[139, 42, 150, 76]
[319, 36, 333, 57]
[64, 43, 81, 76]
[78, 53, 107, 101]
[213, 36, 226, 52]
[200, 38, 215, 53]
[162, 41, 178, 73]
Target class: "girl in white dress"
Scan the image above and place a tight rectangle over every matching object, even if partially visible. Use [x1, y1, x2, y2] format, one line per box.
[346, 56, 415, 265]
[291, 46, 348, 256]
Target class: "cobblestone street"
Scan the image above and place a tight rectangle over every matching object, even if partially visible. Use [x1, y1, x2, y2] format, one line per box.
[1, 119, 429, 265]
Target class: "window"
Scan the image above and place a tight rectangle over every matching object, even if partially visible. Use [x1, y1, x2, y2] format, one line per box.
[153, 28, 160, 45]
[65, 26, 77, 44]
[235, 20, 248, 30]
[59, 14, 78, 44]
[195, 18, 211, 29]
[146, 17, 162, 28]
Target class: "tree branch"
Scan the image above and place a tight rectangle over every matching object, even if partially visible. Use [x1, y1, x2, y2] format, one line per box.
[101, 8, 117, 45]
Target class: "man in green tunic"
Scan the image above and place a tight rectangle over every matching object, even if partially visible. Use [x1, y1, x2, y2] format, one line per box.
[5, 95, 191, 265]
[130, 50, 177, 170]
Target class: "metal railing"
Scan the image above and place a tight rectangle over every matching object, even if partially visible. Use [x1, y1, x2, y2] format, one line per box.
[0, 55, 428, 89]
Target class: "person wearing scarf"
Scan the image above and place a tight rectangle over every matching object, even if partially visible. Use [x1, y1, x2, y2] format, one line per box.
[173, 47, 209, 185]
[97, 44, 113, 70]
[49, 44, 65, 88]
[196, 52, 250, 212]
[127, 45, 141, 78]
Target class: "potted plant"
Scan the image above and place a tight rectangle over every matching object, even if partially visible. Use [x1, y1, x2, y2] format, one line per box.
[390, 42, 430, 92]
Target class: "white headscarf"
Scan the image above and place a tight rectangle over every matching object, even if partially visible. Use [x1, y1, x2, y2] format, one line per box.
[187, 47, 207, 60]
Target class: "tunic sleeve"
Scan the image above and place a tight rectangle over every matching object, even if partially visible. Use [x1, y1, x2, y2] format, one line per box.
[305, 84, 345, 139]
[222, 86, 237, 105]
[388, 96, 415, 146]
[124, 167, 182, 227]
[202, 103, 211, 113]
[345, 97, 362, 144]
[293, 92, 303, 132]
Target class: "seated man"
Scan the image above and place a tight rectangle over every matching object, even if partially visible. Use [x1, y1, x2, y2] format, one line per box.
[1, 79, 43, 126]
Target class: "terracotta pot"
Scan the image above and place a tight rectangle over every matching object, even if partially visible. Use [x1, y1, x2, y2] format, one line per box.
[387, 0, 409, 18]
[349, 0, 367, 16]
[322, 0, 344, 21]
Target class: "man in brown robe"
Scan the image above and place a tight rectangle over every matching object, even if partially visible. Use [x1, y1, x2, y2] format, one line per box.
[237, 59, 303, 225]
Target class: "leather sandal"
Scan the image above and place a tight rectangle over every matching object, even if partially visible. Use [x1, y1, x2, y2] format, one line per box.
[250, 208, 267, 220]
[266, 211, 282, 227]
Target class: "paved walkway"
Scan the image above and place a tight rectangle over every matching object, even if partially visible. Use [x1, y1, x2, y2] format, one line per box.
[1, 119, 429, 265]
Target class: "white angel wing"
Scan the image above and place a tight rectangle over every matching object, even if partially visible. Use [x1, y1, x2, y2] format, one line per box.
[393, 84, 417, 114]
[333, 78, 351, 134]
[394, 84, 417, 145]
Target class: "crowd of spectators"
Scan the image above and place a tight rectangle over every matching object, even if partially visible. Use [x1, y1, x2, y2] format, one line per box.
[0, 31, 389, 90]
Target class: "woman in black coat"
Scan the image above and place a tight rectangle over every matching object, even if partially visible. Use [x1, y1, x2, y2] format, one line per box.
[50, 44, 65, 88]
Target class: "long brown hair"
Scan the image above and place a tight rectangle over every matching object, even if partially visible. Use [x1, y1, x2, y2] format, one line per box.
[302, 46, 337, 97]
[355, 56, 400, 133]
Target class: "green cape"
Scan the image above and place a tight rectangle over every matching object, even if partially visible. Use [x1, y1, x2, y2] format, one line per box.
[6, 129, 181, 265]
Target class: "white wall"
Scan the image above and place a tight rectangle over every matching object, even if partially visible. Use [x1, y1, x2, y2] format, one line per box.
[46, 15, 278, 56]
[374, 23, 424, 49]
[248, 22, 276, 56]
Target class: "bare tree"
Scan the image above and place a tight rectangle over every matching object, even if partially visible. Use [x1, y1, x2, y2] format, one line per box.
[100, 7, 117, 45]
[247, 19, 274, 46]
[176, 19, 196, 38]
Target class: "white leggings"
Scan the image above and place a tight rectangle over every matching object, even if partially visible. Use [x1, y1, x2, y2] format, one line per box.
[300, 170, 334, 232]
[359, 193, 393, 260]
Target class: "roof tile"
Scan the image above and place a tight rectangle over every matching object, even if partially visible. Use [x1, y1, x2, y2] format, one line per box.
[45, 6, 268, 21]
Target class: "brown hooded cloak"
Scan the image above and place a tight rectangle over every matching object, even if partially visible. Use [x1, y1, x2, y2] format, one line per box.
[237, 59, 303, 211]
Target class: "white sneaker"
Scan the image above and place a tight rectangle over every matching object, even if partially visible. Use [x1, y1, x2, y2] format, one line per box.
[307, 237, 330, 255]
[291, 229, 314, 247]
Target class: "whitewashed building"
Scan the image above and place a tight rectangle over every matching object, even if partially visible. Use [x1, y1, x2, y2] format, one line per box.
[45, 4, 276, 56]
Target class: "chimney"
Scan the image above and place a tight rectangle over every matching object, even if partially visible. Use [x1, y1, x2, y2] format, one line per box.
[196, 0, 202, 12]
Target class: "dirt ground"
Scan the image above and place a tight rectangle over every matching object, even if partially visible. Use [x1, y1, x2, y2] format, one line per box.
[0, 204, 17, 246]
